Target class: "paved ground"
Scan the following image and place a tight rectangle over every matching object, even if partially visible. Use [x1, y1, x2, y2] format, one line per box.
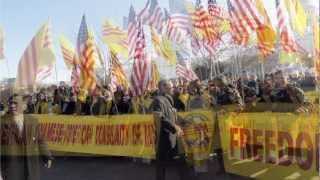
[41, 156, 252, 180]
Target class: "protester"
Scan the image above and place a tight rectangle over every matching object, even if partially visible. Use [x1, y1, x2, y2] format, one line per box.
[151, 79, 193, 180]
[0, 94, 53, 180]
[110, 88, 133, 115]
[210, 76, 243, 108]
[187, 88, 206, 110]
[0, 69, 315, 116]
[172, 88, 185, 112]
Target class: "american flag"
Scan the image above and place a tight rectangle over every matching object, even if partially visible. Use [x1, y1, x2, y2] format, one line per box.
[15, 22, 55, 89]
[176, 52, 198, 81]
[131, 22, 150, 96]
[275, 0, 298, 53]
[233, 0, 263, 30]
[71, 63, 80, 88]
[148, 0, 164, 33]
[202, 39, 219, 55]
[127, 6, 139, 59]
[208, 0, 224, 20]
[165, 8, 190, 44]
[191, 35, 201, 56]
[77, 15, 97, 91]
[138, 0, 150, 24]
[191, 35, 218, 57]
[227, 0, 263, 45]
[227, 0, 249, 45]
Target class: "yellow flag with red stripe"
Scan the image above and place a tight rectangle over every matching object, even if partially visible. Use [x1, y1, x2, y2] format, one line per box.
[110, 50, 128, 90]
[102, 20, 128, 59]
[59, 35, 77, 69]
[255, 0, 276, 62]
[149, 61, 160, 90]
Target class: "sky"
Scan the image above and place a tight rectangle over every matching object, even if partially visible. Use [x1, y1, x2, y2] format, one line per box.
[0, 0, 311, 82]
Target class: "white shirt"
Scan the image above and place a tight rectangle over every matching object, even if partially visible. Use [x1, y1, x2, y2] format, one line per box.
[13, 114, 24, 133]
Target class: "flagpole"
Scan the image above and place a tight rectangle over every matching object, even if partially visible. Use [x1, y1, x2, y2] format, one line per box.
[260, 62, 265, 81]
[54, 60, 58, 84]
[238, 47, 245, 104]
[311, 8, 320, 175]
[5, 58, 10, 78]
[210, 56, 213, 80]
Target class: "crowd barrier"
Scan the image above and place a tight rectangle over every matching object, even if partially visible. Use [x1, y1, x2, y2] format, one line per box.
[31, 103, 319, 179]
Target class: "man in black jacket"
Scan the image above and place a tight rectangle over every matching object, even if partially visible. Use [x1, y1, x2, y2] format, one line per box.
[152, 80, 192, 180]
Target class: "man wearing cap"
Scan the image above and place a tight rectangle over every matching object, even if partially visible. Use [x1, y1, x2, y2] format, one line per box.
[0, 94, 53, 180]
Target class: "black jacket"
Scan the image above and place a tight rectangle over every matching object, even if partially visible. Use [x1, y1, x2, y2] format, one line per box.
[152, 94, 178, 161]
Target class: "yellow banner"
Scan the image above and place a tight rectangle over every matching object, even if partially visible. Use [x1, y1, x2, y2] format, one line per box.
[218, 112, 319, 179]
[35, 111, 215, 160]
[34, 110, 319, 178]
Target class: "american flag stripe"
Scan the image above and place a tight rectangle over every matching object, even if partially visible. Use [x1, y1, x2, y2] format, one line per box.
[230, 22, 248, 45]
[138, 0, 150, 24]
[191, 36, 200, 56]
[176, 52, 198, 81]
[227, 0, 250, 45]
[128, 6, 139, 59]
[203, 40, 218, 55]
[149, 0, 164, 32]
[233, 0, 263, 30]
[131, 22, 149, 96]
[176, 65, 197, 81]
[229, 2, 251, 33]
[276, 0, 297, 52]
[166, 13, 190, 44]
[191, 34, 218, 56]
[208, 0, 224, 20]
[71, 64, 80, 88]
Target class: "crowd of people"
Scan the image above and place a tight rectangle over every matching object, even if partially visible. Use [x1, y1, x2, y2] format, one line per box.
[0, 70, 316, 116]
